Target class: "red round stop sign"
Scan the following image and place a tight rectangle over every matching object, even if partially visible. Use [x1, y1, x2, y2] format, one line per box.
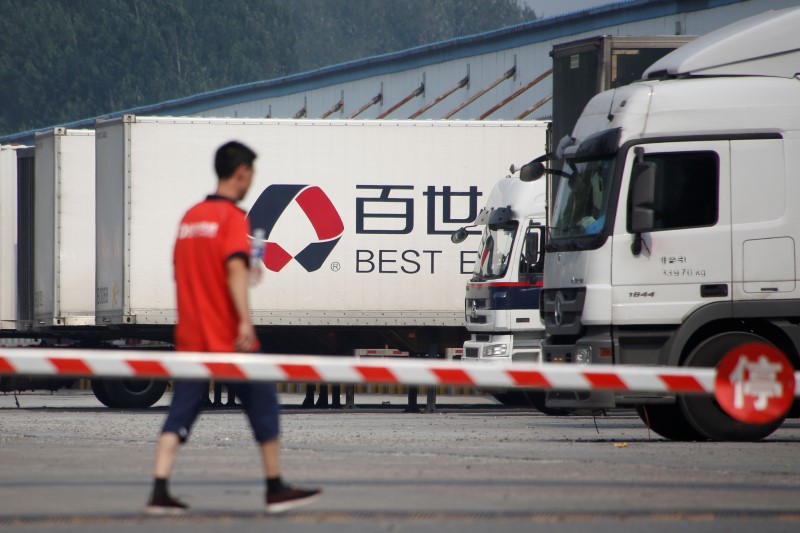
[715, 342, 795, 424]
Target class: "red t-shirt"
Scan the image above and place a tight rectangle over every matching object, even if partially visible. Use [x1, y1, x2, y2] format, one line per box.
[173, 195, 256, 353]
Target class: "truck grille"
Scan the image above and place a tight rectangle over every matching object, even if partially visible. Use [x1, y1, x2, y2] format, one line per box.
[466, 299, 491, 311]
[540, 288, 586, 336]
[465, 299, 490, 324]
[464, 348, 479, 359]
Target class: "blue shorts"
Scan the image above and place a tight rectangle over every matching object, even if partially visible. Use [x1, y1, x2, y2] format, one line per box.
[161, 380, 280, 444]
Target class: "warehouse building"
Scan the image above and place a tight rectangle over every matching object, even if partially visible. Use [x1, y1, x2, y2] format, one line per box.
[1, 0, 795, 145]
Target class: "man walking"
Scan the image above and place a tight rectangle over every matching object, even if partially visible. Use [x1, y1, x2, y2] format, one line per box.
[145, 141, 321, 514]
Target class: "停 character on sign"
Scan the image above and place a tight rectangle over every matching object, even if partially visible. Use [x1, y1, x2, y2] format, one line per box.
[730, 354, 783, 411]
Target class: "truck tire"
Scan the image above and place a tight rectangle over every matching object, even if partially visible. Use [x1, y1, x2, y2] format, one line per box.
[788, 399, 800, 419]
[90, 379, 112, 406]
[679, 332, 785, 442]
[91, 378, 168, 409]
[635, 404, 706, 441]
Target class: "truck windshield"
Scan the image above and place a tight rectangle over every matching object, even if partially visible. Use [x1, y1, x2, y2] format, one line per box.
[550, 156, 615, 239]
[472, 222, 518, 281]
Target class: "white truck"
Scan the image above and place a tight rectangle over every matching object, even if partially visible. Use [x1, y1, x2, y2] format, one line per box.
[533, 7, 800, 440]
[0, 144, 46, 391]
[0, 145, 21, 332]
[32, 128, 96, 328]
[3, 117, 548, 407]
[0, 144, 35, 342]
[451, 171, 552, 410]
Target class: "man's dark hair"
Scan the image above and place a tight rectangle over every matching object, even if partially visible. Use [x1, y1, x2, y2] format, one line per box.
[214, 141, 257, 179]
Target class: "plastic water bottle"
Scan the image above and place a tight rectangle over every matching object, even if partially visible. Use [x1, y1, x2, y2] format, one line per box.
[250, 228, 266, 286]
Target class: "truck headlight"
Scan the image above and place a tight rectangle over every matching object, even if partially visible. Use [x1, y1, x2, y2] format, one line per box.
[483, 344, 509, 357]
[574, 346, 592, 365]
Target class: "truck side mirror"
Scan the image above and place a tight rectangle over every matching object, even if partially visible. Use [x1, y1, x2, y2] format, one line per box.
[519, 161, 545, 182]
[629, 161, 656, 255]
[451, 227, 469, 244]
[630, 161, 656, 234]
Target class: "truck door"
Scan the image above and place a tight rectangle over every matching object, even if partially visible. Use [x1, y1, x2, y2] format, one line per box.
[729, 139, 795, 299]
[610, 141, 732, 325]
[518, 220, 545, 284]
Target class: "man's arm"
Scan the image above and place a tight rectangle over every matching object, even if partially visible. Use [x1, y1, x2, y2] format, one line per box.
[227, 256, 257, 352]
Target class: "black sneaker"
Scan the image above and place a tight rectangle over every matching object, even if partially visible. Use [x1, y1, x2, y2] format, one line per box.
[265, 487, 322, 513]
[144, 493, 189, 515]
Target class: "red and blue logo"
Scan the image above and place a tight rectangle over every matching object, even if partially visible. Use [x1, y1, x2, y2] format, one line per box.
[248, 185, 344, 272]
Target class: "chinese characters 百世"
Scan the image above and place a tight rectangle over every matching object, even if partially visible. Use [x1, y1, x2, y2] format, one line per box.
[355, 185, 482, 235]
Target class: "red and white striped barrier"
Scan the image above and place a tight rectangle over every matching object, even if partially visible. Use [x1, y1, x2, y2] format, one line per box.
[0, 347, 797, 397]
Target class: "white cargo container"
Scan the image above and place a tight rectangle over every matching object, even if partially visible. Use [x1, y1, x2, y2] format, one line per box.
[33, 128, 95, 327]
[95, 116, 547, 352]
[0, 145, 23, 330]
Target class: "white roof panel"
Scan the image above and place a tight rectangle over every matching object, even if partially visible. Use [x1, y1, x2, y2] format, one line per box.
[644, 6, 800, 78]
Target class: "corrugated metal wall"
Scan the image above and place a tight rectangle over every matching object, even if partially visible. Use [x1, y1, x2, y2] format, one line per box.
[192, 0, 798, 122]
[1, 0, 796, 145]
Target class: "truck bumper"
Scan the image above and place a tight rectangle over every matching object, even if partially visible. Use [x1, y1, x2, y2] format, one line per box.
[542, 328, 616, 410]
[463, 334, 542, 397]
[462, 333, 542, 364]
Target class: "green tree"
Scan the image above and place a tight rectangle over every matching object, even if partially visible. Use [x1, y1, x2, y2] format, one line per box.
[283, 0, 535, 72]
[0, 0, 297, 135]
[0, 0, 533, 136]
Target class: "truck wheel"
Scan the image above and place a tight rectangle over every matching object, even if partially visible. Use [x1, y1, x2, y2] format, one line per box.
[90, 379, 112, 407]
[91, 378, 168, 408]
[635, 404, 706, 441]
[679, 332, 785, 441]
[787, 399, 800, 419]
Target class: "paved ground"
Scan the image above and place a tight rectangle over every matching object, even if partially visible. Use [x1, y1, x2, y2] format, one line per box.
[1, 390, 799, 532]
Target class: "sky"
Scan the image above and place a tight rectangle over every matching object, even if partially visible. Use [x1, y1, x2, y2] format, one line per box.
[521, 0, 620, 18]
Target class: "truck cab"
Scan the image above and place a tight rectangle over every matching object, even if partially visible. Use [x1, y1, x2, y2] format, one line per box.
[454, 172, 552, 409]
[539, 7, 800, 440]
[461, 174, 546, 364]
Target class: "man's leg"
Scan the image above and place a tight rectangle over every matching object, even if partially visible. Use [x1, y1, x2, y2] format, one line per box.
[260, 437, 281, 478]
[233, 381, 281, 476]
[153, 432, 181, 478]
[145, 381, 207, 515]
[234, 382, 322, 512]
